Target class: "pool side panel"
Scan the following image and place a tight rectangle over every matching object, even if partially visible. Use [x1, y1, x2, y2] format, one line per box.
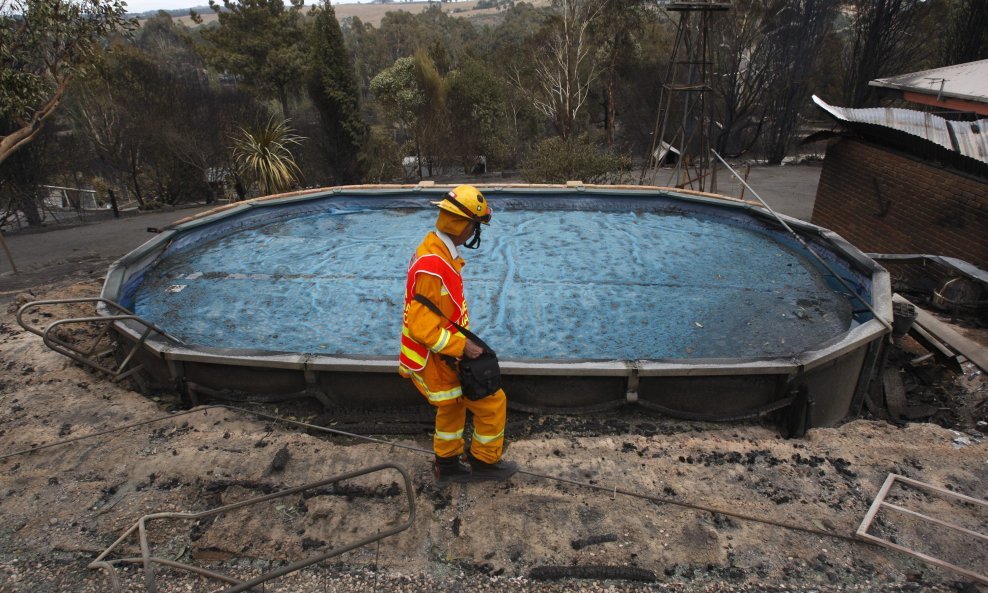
[801, 345, 871, 426]
[637, 374, 785, 418]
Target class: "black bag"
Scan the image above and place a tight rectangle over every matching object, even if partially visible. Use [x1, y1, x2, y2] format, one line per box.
[413, 294, 502, 400]
[457, 350, 502, 401]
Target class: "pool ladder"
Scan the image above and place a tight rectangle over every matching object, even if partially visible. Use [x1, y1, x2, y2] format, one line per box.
[15, 298, 181, 383]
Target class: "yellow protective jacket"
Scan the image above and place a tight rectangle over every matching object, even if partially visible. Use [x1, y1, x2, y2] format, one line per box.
[398, 231, 471, 403]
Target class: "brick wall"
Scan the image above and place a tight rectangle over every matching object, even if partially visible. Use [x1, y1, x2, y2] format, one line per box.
[812, 138, 988, 270]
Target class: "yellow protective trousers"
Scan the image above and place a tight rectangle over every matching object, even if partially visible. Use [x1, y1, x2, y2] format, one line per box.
[408, 377, 507, 464]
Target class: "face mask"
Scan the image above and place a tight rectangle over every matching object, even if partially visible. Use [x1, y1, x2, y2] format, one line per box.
[463, 223, 482, 249]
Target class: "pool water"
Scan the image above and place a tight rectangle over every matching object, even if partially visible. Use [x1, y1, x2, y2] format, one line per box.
[132, 206, 852, 360]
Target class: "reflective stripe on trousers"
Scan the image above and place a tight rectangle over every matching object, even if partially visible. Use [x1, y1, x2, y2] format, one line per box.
[435, 428, 464, 442]
[407, 370, 463, 403]
[472, 428, 504, 444]
[432, 389, 507, 463]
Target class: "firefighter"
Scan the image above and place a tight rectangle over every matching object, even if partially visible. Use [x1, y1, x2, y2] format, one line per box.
[398, 184, 518, 483]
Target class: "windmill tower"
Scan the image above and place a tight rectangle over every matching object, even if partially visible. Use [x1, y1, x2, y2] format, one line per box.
[641, 0, 730, 192]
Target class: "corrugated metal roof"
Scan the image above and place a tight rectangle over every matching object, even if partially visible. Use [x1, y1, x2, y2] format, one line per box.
[812, 95, 988, 165]
[948, 119, 988, 164]
[869, 59, 988, 104]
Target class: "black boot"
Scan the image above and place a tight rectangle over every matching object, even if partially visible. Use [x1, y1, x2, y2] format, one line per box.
[465, 452, 518, 482]
[433, 454, 472, 484]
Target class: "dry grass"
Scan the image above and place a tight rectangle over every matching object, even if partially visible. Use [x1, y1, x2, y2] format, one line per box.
[157, 0, 550, 28]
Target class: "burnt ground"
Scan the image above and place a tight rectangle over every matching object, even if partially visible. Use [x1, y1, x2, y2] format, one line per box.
[0, 278, 985, 593]
[0, 169, 983, 592]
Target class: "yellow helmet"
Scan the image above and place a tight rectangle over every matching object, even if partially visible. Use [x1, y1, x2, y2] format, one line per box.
[433, 184, 492, 225]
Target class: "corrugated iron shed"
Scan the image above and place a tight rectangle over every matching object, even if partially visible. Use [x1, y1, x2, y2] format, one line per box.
[869, 59, 988, 115]
[812, 95, 988, 167]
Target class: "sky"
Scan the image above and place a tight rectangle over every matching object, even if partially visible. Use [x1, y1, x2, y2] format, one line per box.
[125, 0, 366, 14]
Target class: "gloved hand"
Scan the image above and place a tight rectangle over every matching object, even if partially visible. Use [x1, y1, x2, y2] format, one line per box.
[463, 338, 484, 359]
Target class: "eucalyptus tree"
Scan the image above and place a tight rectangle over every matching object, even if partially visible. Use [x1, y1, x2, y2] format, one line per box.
[483, 1, 552, 159]
[939, 0, 987, 66]
[711, 0, 775, 157]
[342, 16, 390, 101]
[137, 10, 199, 66]
[196, 0, 308, 117]
[376, 5, 475, 67]
[840, 0, 942, 107]
[446, 60, 511, 171]
[411, 50, 449, 174]
[308, 0, 368, 184]
[595, 0, 656, 147]
[69, 22, 257, 207]
[0, 0, 131, 165]
[65, 45, 153, 207]
[760, 0, 838, 164]
[510, 0, 612, 140]
[378, 11, 426, 62]
[370, 52, 447, 178]
[135, 13, 247, 204]
[608, 16, 674, 157]
[370, 56, 422, 141]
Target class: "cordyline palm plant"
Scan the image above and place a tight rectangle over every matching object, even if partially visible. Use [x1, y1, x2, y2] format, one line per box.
[231, 116, 305, 197]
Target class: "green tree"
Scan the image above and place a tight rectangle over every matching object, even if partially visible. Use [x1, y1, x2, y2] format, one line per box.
[482, 2, 553, 161]
[521, 135, 631, 183]
[0, 0, 131, 165]
[370, 52, 448, 178]
[412, 50, 448, 176]
[342, 16, 390, 101]
[596, 1, 654, 147]
[198, 0, 307, 117]
[371, 56, 423, 141]
[231, 116, 305, 196]
[138, 10, 198, 68]
[446, 60, 511, 172]
[307, 0, 368, 184]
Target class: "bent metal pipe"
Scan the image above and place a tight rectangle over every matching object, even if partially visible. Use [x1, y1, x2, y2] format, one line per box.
[88, 462, 416, 593]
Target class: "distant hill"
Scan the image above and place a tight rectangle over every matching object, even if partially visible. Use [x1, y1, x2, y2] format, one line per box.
[133, 1, 546, 28]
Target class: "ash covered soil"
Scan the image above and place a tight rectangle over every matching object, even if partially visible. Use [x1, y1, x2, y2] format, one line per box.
[0, 279, 985, 593]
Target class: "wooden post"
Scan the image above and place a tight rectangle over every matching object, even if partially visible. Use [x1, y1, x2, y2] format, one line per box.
[108, 188, 120, 218]
[0, 229, 17, 274]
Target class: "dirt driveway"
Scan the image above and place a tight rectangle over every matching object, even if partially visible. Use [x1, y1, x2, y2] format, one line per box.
[0, 206, 213, 300]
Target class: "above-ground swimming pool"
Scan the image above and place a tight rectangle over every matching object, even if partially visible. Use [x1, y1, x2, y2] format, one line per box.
[102, 184, 892, 427]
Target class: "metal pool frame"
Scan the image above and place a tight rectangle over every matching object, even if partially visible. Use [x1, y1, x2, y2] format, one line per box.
[100, 183, 892, 428]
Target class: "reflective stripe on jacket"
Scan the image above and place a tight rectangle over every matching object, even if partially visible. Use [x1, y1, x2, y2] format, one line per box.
[398, 232, 470, 374]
